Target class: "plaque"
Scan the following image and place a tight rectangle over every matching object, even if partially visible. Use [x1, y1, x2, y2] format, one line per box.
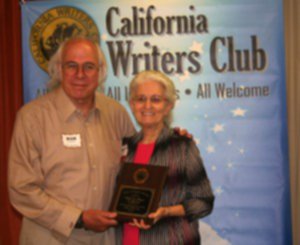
[109, 163, 169, 224]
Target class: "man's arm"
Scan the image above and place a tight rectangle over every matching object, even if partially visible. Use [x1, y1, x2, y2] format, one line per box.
[9, 108, 121, 240]
[8, 111, 81, 241]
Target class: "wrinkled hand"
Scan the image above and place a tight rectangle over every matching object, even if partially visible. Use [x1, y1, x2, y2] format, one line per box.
[174, 127, 193, 138]
[82, 209, 118, 232]
[129, 207, 168, 230]
[129, 218, 152, 230]
[148, 207, 168, 224]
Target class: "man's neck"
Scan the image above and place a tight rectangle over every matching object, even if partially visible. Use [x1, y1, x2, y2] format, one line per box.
[73, 98, 94, 118]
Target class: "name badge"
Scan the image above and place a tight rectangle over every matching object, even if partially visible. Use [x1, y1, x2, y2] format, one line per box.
[62, 134, 81, 147]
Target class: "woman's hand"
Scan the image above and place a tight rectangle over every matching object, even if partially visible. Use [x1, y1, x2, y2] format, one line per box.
[129, 218, 152, 230]
[129, 205, 184, 230]
[148, 206, 169, 224]
[128, 207, 169, 230]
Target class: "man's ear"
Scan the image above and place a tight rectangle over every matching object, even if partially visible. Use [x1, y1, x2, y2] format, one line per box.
[173, 127, 193, 139]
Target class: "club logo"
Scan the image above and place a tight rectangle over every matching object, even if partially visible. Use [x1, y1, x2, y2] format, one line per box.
[133, 168, 150, 184]
[30, 6, 100, 72]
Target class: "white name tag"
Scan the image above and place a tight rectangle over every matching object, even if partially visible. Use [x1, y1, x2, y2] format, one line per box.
[62, 134, 81, 147]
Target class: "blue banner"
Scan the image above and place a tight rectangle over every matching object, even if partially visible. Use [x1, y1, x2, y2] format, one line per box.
[21, 0, 291, 244]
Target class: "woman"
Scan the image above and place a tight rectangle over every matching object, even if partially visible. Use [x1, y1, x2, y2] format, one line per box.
[118, 70, 214, 244]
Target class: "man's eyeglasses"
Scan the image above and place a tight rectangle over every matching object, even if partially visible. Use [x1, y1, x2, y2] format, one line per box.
[62, 62, 100, 76]
[133, 95, 167, 105]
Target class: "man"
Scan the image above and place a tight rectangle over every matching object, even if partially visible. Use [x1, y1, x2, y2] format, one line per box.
[8, 37, 135, 244]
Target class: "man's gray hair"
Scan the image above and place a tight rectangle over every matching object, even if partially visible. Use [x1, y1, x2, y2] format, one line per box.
[47, 36, 107, 90]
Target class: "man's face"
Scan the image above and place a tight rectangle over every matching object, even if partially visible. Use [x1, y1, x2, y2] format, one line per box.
[61, 40, 100, 105]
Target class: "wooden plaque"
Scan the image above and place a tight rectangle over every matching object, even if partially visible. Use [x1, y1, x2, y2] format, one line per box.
[109, 163, 168, 224]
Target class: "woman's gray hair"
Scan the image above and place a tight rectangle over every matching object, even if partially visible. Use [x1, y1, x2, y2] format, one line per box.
[47, 36, 107, 90]
[129, 70, 177, 126]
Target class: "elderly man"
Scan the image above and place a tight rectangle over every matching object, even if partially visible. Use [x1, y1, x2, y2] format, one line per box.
[8, 37, 135, 244]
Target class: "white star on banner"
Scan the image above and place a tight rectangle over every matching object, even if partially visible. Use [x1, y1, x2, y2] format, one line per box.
[178, 70, 190, 82]
[215, 186, 224, 195]
[231, 107, 247, 117]
[101, 33, 107, 41]
[239, 148, 245, 154]
[206, 145, 215, 153]
[189, 41, 204, 53]
[212, 123, 224, 133]
[194, 138, 200, 145]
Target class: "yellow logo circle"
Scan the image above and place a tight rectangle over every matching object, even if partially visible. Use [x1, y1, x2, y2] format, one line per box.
[30, 6, 100, 72]
[133, 168, 150, 184]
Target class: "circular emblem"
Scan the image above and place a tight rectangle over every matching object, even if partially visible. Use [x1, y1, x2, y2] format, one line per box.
[133, 168, 150, 184]
[30, 6, 100, 72]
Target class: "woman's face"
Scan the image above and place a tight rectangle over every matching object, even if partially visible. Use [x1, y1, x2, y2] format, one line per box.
[130, 80, 173, 129]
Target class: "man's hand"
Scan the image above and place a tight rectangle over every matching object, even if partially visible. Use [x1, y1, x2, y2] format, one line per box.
[82, 210, 118, 232]
[174, 127, 193, 138]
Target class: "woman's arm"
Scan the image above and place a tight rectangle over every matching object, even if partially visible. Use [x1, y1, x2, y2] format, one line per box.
[182, 139, 215, 221]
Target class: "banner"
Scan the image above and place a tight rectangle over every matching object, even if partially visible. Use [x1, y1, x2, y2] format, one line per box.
[21, 0, 291, 244]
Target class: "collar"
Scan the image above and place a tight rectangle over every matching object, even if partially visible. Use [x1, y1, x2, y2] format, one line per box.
[54, 87, 77, 122]
[126, 126, 173, 145]
[54, 87, 101, 122]
[94, 91, 104, 112]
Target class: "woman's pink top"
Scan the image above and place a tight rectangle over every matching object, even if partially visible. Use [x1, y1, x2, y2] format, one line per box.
[122, 142, 155, 245]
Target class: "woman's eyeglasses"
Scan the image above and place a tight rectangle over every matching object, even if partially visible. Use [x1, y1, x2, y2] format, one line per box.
[133, 95, 167, 105]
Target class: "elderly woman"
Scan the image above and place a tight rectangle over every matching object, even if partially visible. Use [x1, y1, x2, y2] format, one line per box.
[118, 70, 214, 245]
